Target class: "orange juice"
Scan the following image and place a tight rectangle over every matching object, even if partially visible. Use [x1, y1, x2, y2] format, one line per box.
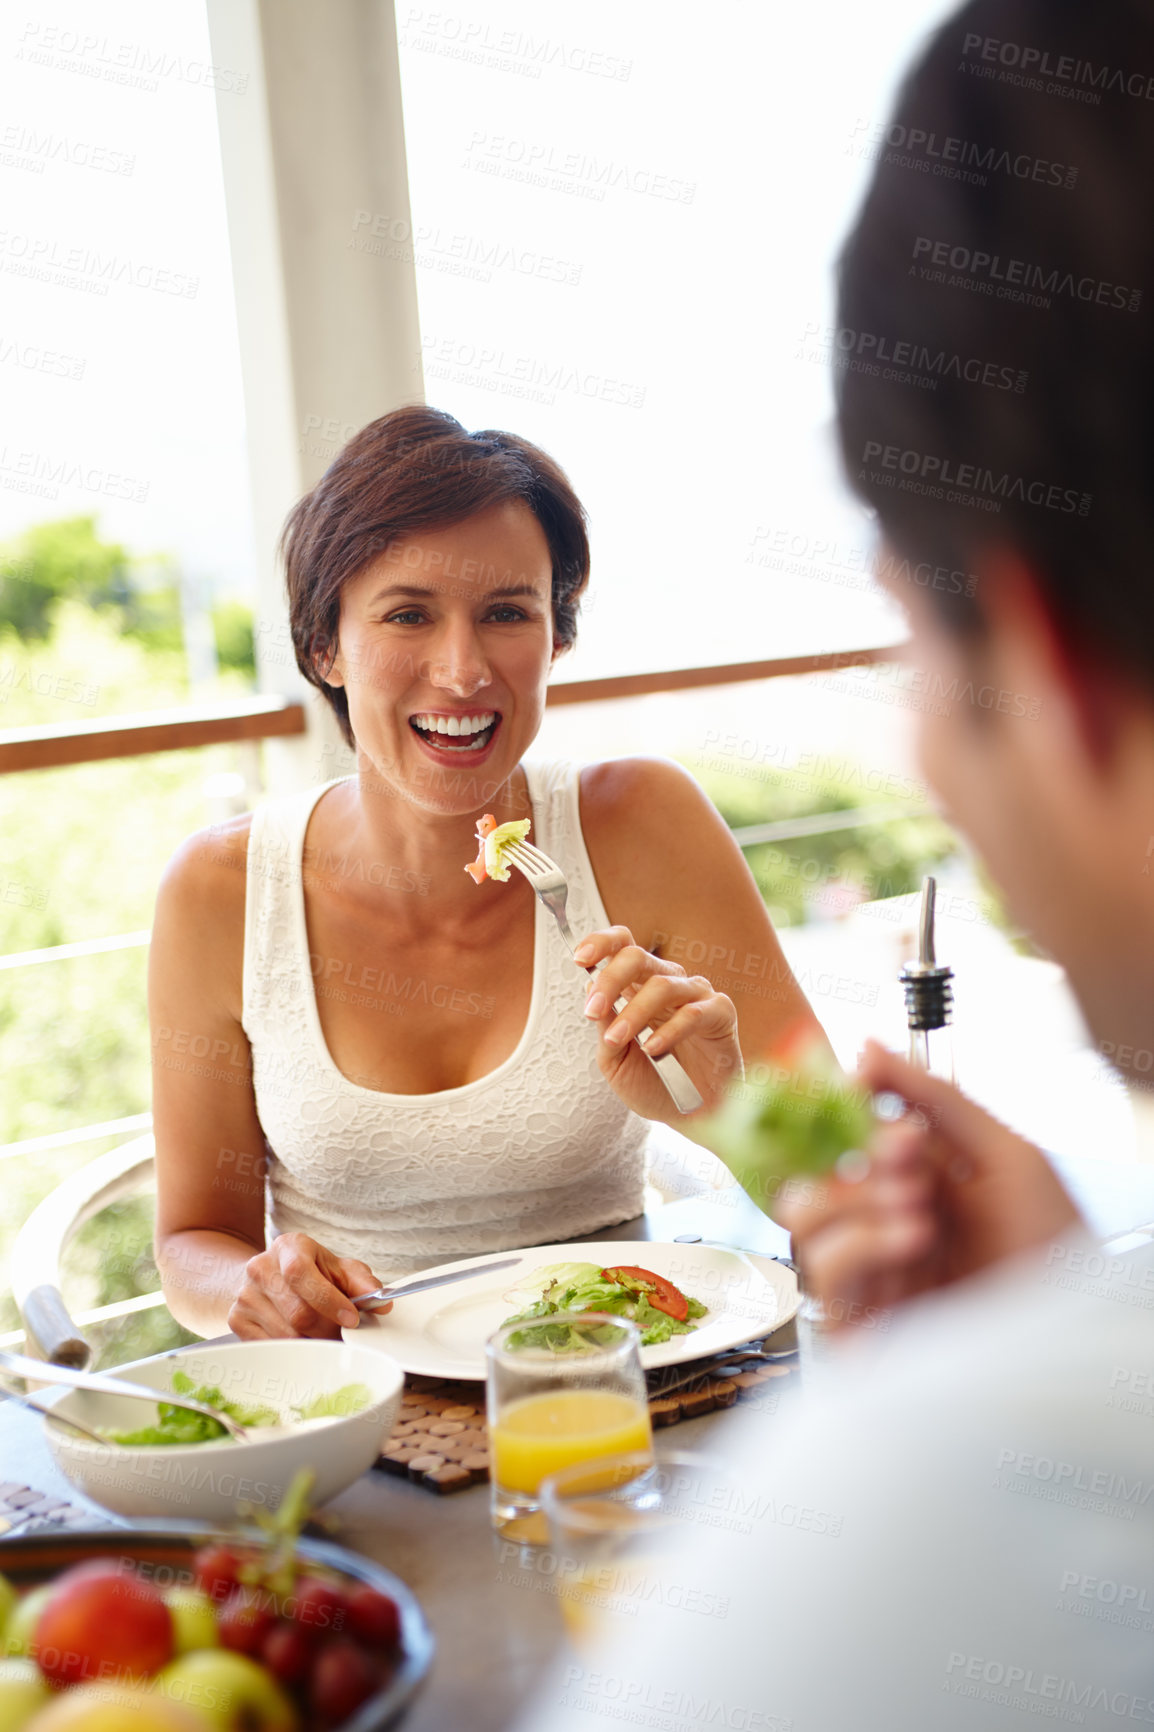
[559, 1554, 651, 1646]
[491, 1389, 653, 1495]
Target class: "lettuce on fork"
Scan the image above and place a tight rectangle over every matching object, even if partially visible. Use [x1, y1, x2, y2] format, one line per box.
[692, 1022, 877, 1211]
[464, 814, 532, 884]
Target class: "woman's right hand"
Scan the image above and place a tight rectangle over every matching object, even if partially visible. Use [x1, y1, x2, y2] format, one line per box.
[774, 1041, 1084, 1327]
[227, 1232, 389, 1339]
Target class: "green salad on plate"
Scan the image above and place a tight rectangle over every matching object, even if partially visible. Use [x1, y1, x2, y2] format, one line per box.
[501, 1261, 707, 1351]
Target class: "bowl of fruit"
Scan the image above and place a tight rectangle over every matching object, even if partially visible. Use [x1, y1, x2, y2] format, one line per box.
[0, 1510, 433, 1730]
[40, 1340, 404, 1523]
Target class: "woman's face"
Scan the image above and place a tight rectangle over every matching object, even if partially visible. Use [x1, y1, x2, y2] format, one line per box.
[326, 500, 558, 815]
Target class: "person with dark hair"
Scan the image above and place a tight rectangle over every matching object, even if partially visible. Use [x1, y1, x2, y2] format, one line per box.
[148, 405, 814, 1339]
[786, 0, 1154, 1342]
[281, 406, 593, 754]
[528, 1, 1154, 1726]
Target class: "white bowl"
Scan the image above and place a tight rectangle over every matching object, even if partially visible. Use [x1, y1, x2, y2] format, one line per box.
[42, 1339, 404, 1523]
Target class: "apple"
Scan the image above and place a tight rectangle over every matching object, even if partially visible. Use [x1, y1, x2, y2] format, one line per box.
[161, 1590, 219, 1657]
[34, 1563, 172, 1687]
[0, 1655, 52, 1728]
[23, 1680, 207, 1730]
[3, 1588, 53, 1660]
[155, 1651, 298, 1731]
[0, 1576, 18, 1645]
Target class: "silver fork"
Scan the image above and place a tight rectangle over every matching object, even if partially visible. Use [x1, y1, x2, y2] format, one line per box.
[506, 840, 703, 1115]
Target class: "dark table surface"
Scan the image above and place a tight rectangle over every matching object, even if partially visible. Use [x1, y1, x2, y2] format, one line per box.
[3, 1165, 1153, 1732]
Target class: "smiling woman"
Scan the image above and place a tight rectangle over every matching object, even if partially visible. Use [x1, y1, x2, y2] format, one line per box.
[148, 406, 819, 1341]
[315, 495, 555, 809]
[281, 407, 589, 759]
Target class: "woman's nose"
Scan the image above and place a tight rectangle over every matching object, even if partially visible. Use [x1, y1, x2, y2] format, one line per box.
[425, 625, 492, 696]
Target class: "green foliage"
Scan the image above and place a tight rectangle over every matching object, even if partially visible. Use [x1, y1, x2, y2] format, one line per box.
[688, 760, 959, 926]
[0, 517, 131, 641]
[0, 516, 234, 660]
[89, 1309, 199, 1371]
[0, 735, 245, 1135]
[118, 579, 184, 654]
[0, 731, 243, 1351]
[69, 1199, 199, 1371]
[0, 577, 256, 1362]
[212, 598, 256, 676]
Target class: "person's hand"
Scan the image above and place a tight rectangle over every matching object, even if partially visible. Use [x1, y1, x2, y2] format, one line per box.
[573, 926, 741, 1122]
[227, 1232, 391, 1339]
[773, 1041, 1083, 1328]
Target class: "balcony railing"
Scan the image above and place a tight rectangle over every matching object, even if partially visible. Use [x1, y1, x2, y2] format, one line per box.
[0, 646, 899, 773]
[0, 693, 307, 775]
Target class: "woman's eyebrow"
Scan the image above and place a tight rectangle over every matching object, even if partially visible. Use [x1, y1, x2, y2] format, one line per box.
[366, 584, 436, 605]
[366, 581, 544, 605]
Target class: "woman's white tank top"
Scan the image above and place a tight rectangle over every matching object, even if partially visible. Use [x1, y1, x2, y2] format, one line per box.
[241, 760, 649, 1280]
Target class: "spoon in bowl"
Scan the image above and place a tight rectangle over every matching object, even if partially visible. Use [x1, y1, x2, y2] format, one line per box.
[0, 1347, 248, 1443]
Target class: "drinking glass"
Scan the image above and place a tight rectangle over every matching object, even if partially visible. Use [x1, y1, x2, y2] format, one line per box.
[486, 1312, 651, 1545]
[540, 1449, 740, 1648]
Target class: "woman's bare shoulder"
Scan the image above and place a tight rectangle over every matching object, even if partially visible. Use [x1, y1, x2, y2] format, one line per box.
[579, 757, 721, 855]
[155, 813, 253, 928]
[577, 758, 733, 936]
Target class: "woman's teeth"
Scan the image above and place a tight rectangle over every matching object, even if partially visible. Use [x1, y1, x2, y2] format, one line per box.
[410, 712, 497, 750]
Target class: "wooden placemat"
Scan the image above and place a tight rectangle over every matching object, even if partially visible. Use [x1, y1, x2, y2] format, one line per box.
[0, 1482, 118, 1538]
[375, 1353, 798, 1496]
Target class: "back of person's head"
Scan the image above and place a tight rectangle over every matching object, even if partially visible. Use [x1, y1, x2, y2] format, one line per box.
[837, 0, 1154, 696]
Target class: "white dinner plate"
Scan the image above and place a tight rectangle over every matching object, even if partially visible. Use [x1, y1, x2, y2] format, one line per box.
[344, 1241, 798, 1380]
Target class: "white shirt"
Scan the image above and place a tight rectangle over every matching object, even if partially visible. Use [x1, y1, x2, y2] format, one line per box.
[523, 1234, 1154, 1731]
[241, 760, 649, 1280]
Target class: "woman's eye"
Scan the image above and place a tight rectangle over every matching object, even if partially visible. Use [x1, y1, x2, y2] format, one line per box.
[383, 604, 532, 625]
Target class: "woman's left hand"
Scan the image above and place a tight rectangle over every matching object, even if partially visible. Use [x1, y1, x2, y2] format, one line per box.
[573, 926, 741, 1122]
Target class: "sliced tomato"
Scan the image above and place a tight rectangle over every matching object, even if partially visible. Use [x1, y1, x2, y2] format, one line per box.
[601, 1265, 689, 1323]
[464, 814, 497, 884]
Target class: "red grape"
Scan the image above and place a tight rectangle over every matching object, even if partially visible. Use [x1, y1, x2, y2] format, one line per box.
[191, 1543, 246, 1605]
[260, 1617, 314, 1686]
[217, 1585, 277, 1656]
[289, 1575, 348, 1636]
[309, 1637, 379, 1725]
[346, 1585, 401, 1652]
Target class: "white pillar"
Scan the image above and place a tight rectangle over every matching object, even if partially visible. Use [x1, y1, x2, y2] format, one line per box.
[206, 0, 425, 793]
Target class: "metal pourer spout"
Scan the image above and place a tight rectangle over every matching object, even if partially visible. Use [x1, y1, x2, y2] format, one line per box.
[901, 875, 954, 1032]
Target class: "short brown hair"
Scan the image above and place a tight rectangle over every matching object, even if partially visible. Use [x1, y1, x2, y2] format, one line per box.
[836, 0, 1154, 693]
[281, 404, 590, 747]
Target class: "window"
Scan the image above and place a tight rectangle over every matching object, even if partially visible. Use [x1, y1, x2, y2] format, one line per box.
[397, 0, 959, 680]
[0, 0, 253, 711]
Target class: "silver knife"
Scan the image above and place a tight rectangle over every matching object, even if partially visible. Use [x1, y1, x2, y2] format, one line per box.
[352, 1255, 524, 1311]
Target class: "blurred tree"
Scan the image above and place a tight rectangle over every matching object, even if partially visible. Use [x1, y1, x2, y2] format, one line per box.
[0, 515, 187, 650]
[0, 522, 257, 1362]
[212, 598, 256, 677]
[688, 759, 959, 927]
[0, 516, 131, 640]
